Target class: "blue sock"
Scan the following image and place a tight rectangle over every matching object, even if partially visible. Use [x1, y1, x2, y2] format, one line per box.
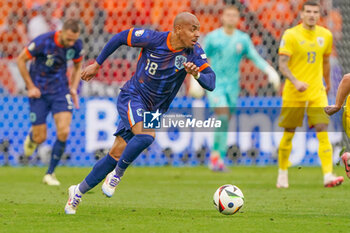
[115, 134, 154, 177]
[115, 166, 126, 178]
[79, 154, 117, 194]
[46, 139, 66, 174]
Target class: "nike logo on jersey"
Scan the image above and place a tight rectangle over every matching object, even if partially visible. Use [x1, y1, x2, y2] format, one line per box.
[150, 53, 160, 58]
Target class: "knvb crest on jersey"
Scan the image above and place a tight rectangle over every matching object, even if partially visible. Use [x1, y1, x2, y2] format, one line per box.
[66, 49, 75, 60]
[137, 108, 144, 117]
[175, 55, 187, 70]
[143, 109, 161, 129]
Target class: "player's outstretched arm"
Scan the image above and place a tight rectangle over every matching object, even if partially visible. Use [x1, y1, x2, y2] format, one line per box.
[325, 73, 350, 116]
[184, 62, 215, 91]
[81, 30, 132, 82]
[81, 61, 100, 82]
[245, 38, 280, 90]
[17, 48, 41, 98]
[279, 55, 308, 92]
[263, 65, 280, 91]
[95, 30, 130, 65]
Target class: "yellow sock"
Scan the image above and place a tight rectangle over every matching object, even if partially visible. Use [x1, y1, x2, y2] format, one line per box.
[316, 132, 333, 175]
[278, 132, 295, 170]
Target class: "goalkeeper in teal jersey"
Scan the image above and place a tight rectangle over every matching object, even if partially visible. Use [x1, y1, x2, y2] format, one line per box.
[203, 5, 280, 171]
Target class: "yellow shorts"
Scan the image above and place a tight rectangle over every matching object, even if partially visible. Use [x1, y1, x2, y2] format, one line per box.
[278, 95, 329, 129]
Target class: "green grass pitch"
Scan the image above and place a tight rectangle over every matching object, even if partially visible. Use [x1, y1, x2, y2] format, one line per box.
[0, 166, 349, 233]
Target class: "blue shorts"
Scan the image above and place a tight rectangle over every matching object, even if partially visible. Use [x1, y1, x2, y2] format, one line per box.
[29, 92, 73, 125]
[114, 91, 147, 142]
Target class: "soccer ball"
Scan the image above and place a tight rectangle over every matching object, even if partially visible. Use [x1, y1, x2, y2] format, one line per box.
[213, 184, 244, 215]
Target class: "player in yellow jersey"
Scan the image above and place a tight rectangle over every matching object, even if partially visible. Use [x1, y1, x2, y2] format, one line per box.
[325, 73, 350, 178]
[277, 0, 343, 188]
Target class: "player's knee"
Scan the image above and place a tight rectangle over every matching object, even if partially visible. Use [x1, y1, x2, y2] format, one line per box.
[144, 132, 156, 139]
[279, 144, 292, 151]
[109, 146, 123, 160]
[109, 141, 126, 160]
[285, 128, 296, 133]
[109, 151, 121, 160]
[32, 133, 46, 144]
[57, 127, 70, 141]
[314, 124, 328, 132]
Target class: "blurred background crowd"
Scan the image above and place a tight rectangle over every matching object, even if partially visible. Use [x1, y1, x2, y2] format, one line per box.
[0, 0, 348, 98]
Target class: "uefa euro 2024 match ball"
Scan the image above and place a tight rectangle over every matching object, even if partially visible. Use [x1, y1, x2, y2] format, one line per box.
[213, 184, 244, 215]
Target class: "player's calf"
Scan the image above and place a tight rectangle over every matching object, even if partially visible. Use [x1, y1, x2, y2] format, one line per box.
[56, 127, 70, 142]
[24, 126, 47, 157]
[31, 128, 47, 144]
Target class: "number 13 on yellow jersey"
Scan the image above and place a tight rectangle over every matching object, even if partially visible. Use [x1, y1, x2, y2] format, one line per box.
[307, 51, 316, 63]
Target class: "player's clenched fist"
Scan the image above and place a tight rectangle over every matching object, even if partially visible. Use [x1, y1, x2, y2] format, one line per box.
[81, 62, 101, 81]
[184, 62, 199, 77]
[324, 105, 341, 116]
[27, 86, 41, 98]
[70, 88, 80, 109]
[292, 79, 309, 92]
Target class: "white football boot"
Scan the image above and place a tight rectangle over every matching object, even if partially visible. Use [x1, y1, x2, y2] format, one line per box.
[102, 170, 121, 198]
[43, 173, 60, 186]
[324, 173, 344, 188]
[65, 185, 82, 215]
[276, 169, 289, 188]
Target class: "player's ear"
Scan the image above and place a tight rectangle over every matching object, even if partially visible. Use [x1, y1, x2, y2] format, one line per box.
[174, 25, 182, 35]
